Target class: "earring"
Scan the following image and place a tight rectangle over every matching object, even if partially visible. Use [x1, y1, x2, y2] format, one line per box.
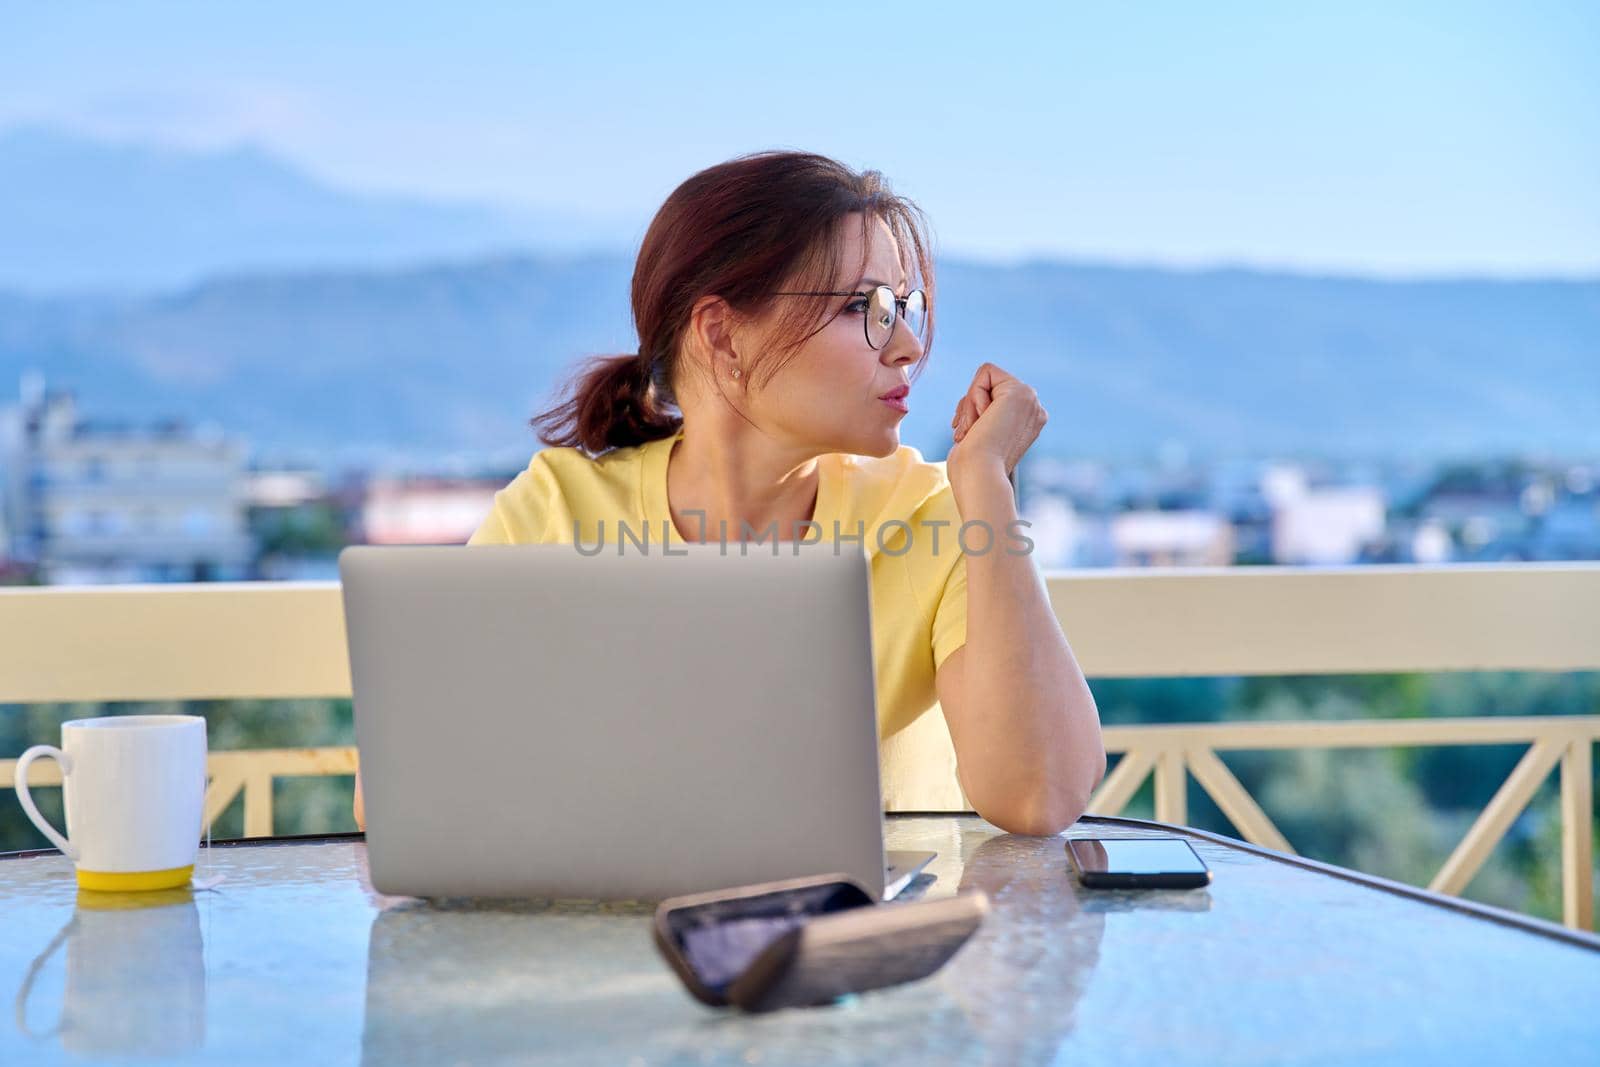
[731, 367, 742, 379]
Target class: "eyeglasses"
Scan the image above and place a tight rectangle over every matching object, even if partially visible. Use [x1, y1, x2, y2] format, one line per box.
[773, 285, 928, 351]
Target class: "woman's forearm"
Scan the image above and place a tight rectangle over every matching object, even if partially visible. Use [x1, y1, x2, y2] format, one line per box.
[951, 458, 1106, 833]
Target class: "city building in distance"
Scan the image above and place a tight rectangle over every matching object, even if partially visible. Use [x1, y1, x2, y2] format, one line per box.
[0, 374, 254, 583]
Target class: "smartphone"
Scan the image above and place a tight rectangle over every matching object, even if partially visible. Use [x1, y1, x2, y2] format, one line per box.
[1065, 836, 1212, 889]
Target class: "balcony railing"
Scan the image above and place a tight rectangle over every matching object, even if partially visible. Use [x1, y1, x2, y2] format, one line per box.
[2, 562, 1595, 929]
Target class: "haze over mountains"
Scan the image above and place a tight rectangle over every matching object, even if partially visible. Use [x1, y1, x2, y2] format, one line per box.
[0, 125, 640, 293]
[2, 127, 1595, 468]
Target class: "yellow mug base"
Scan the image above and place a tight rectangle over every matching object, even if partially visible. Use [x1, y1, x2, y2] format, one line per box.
[76, 865, 194, 892]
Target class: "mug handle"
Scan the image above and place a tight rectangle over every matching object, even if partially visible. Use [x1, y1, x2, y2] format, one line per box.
[14, 746, 78, 861]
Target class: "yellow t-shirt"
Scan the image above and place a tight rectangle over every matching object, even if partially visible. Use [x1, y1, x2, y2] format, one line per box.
[467, 426, 968, 740]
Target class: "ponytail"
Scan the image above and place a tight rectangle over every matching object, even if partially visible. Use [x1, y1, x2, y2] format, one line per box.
[530, 350, 681, 456]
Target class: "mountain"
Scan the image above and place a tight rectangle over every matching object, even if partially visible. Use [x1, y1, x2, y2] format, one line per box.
[0, 126, 637, 294]
[0, 126, 1592, 465]
[1, 256, 1595, 467]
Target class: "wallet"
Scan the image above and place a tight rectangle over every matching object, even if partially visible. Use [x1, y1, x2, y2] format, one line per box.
[652, 872, 989, 1013]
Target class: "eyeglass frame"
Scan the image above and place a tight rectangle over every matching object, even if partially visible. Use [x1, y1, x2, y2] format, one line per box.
[771, 285, 929, 351]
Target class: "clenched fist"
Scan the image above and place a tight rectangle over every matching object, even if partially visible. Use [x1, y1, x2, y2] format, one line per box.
[947, 362, 1048, 484]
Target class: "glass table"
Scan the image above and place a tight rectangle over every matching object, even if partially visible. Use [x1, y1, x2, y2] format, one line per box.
[3, 814, 1597, 1065]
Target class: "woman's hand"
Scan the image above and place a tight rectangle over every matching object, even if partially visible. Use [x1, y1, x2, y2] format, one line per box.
[947, 362, 1048, 484]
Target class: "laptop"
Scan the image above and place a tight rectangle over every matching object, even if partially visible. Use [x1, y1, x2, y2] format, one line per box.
[339, 542, 934, 901]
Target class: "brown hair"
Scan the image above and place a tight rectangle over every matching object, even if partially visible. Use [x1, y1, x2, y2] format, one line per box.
[530, 150, 936, 456]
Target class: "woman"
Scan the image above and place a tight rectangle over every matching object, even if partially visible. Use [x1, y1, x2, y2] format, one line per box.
[355, 151, 1104, 835]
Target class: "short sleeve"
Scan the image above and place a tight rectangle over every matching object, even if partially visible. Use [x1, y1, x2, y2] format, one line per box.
[930, 552, 967, 671]
[466, 499, 513, 545]
[466, 459, 558, 546]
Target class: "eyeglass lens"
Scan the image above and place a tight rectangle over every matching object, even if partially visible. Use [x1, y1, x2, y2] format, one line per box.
[866, 286, 928, 349]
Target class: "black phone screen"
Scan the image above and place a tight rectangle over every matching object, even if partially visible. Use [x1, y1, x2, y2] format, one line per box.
[1067, 837, 1210, 887]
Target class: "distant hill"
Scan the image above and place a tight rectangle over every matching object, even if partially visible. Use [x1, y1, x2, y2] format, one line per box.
[0, 126, 638, 293]
[2, 256, 1595, 467]
[0, 124, 1593, 466]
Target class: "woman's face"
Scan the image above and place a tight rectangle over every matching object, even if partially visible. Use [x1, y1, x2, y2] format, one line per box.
[740, 214, 924, 458]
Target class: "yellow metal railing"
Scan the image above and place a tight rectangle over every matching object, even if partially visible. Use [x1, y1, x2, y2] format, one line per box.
[1090, 716, 1597, 931]
[2, 563, 1596, 928]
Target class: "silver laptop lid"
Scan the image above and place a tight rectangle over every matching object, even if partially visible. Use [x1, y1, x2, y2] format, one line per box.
[341, 542, 887, 900]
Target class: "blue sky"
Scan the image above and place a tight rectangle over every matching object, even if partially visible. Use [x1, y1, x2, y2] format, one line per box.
[4, 1, 1596, 276]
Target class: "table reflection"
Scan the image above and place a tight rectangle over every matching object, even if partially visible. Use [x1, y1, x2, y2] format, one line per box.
[14, 887, 206, 1059]
[360, 896, 684, 1064]
[933, 833, 1108, 1063]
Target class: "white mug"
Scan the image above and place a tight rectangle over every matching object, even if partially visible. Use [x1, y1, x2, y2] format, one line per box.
[14, 715, 208, 891]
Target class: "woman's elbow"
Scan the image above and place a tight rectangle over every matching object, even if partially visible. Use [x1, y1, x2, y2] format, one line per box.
[974, 753, 1105, 837]
[975, 782, 1093, 837]
[978, 796, 1080, 837]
